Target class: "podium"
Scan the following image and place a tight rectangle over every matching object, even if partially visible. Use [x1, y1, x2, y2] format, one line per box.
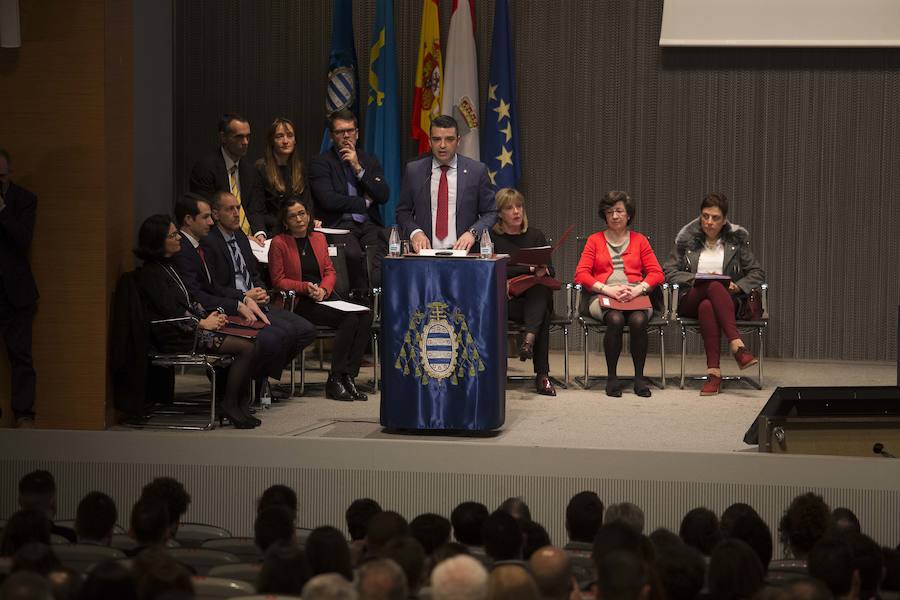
[380, 255, 507, 432]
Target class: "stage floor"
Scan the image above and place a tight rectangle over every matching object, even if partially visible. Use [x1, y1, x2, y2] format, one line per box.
[116, 353, 898, 454]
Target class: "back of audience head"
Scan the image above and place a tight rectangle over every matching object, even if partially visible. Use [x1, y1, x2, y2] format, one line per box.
[651, 534, 705, 600]
[1, 510, 51, 557]
[883, 547, 900, 592]
[258, 484, 298, 521]
[365, 511, 409, 556]
[482, 511, 522, 562]
[133, 549, 194, 600]
[356, 558, 408, 600]
[787, 578, 835, 600]
[605, 502, 645, 534]
[498, 497, 532, 522]
[831, 508, 861, 535]
[11, 542, 61, 576]
[130, 498, 170, 548]
[431, 554, 488, 600]
[779, 492, 831, 560]
[80, 559, 139, 600]
[520, 519, 551, 560]
[723, 511, 773, 570]
[720, 503, 760, 537]
[430, 542, 471, 570]
[139, 477, 190, 538]
[381, 535, 426, 593]
[18, 470, 57, 518]
[0, 571, 54, 600]
[347, 498, 383, 542]
[593, 521, 645, 568]
[410, 513, 452, 556]
[843, 532, 881, 599]
[257, 540, 312, 595]
[451, 501, 489, 547]
[254, 505, 295, 552]
[708, 538, 765, 600]
[75, 491, 118, 545]
[47, 566, 83, 600]
[809, 534, 860, 600]
[488, 564, 540, 600]
[529, 546, 575, 600]
[679, 507, 721, 556]
[595, 551, 652, 600]
[566, 491, 604, 543]
[307, 525, 354, 581]
[303, 573, 359, 600]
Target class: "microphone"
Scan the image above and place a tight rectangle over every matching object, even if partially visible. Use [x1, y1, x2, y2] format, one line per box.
[873, 443, 896, 458]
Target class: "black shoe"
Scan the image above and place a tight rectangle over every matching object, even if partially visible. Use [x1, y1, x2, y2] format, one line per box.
[634, 377, 652, 398]
[518, 340, 534, 361]
[341, 374, 368, 401]
[605, 377, 622, 398]
[536, 374, 557, 397]
[326, 374, 354, 401]
[219, 405, 256, 429]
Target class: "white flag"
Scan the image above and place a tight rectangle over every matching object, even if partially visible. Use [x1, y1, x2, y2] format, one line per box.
[441, 0, 479, 159]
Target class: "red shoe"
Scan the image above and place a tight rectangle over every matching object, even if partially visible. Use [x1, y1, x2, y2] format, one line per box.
[733, 347, 758, 370]
[700, 376, 722, 396]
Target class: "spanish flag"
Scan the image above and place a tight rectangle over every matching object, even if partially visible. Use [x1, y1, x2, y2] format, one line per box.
[410, 0, 443, 154]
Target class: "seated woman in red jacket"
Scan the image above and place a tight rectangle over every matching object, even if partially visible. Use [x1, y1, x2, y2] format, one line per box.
[574, 191, 664, 398]
[268, 197, 373, 402]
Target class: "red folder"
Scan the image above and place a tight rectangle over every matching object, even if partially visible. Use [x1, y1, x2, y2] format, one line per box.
[595, 295, 652, 311]
[508, 274, 563, 297]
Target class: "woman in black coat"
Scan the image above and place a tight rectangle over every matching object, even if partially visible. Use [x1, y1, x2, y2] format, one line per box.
[133, 214, 258, 428]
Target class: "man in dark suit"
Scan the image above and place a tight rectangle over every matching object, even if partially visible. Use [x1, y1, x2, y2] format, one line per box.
[309, 108, 390, 291]
[0, 149, 38, 428]
[200, 191, 316, 376]
[396, 115, 497, 253]
[171, 193, 314, 387]
[189, 113, 266, 245]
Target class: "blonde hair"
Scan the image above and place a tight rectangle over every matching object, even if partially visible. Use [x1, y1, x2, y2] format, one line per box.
[493, 187, 528, 234]
[258, 118, 305, 196]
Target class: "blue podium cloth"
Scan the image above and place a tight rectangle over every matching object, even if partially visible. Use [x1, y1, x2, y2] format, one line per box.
[380, 256, 507, 431]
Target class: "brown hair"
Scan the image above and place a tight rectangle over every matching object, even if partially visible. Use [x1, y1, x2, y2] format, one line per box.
[700, 192, 729, 217]
[493, 188, 528, 234]
[599, 190, 635, 225]
[259, 118, 305, 196]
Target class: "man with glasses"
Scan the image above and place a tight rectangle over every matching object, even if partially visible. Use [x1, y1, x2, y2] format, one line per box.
[0, 149, 38, 428]
[309, 108, 390, 292]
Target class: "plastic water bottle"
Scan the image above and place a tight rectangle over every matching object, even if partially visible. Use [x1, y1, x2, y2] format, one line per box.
[260, 380, 272, 408]
[480, 228, 493, 259]
[389, 225, 401, 257]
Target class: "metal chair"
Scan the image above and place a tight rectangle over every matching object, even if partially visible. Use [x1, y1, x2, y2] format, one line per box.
[672, 283, 768, 389]
[507, 283, 574, 389]
[200, 537, 262, 563]
[207, 562, 263, 586]
[167, 548, 241, 576]
[175, 522, 233, 548]
[53, 544, 126, 574]
[54, 519, 125, 535]
[191, 575, 255, 599]
[574, 283, 670, 389]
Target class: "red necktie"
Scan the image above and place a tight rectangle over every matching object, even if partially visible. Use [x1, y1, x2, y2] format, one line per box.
[435, 165, 450, 240]
[197, 246, 206, 264]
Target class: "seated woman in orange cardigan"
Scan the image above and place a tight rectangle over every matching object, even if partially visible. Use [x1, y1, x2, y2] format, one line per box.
[268, 197, 373, 402]
[574, 191, 664, 398]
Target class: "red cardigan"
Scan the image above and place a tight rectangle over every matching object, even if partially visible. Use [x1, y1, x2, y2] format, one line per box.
[268, 231, 338, 298]
[574, 230, 664, 291]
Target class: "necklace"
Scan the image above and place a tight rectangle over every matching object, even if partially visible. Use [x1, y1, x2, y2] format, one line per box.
[298, 236, 309, 256]
[704, 238, 719, 251]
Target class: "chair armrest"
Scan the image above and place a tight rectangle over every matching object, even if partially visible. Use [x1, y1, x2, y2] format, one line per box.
[572, 284, 583, 318]
[563, 283, 573, 319]
[150, 316, 201, 354]
[760, 283, 769, 319]
[671, 283, 680, 316]
[661, 282, 670, 320]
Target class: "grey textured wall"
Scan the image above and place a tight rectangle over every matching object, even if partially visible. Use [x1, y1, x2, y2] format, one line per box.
[174, 0, 900, 361]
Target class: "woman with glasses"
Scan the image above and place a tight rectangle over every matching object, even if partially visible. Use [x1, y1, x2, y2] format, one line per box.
[268, 197, 373, 402]
[574, 191, 664, 398]
[662, 193, 763, 395]
[133, 215, 258, 428]
[253, 117, 309, 236]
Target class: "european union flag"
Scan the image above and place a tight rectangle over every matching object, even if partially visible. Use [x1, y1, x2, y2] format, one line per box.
[320, 0, 359, 153]
[364, 0, 401, 226]
[482, 0, 520, 189]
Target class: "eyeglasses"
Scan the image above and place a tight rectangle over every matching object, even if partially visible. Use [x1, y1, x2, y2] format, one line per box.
[166, 231, 182, 239]
[287, 211, 309, 220]
[333, 127, 357, 136]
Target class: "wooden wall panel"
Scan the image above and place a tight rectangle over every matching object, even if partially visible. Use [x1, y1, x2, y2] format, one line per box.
[0, 0, 133, 429]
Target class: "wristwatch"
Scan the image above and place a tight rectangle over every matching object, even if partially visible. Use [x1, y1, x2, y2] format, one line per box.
[469, 227, 478, 237]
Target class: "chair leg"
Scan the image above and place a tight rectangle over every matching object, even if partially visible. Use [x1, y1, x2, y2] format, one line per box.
[563, 326, 570, 387]
[582, 326, 590, 389]
[207, 362, 217, 430]
[757, 327, 764, 387]
[680, 326, 687, 389]
[300, 348, 306, 396]
[373, 331, 380, 392]
[659, 327, 666, 390]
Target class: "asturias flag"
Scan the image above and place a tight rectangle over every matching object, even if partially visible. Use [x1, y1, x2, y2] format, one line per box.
[364, 0, 401, 226]
[411, 0, 443, 155]
[442, 0, 480, 160]
[320, 0, 359, 153]
[482, 0, 520, 188]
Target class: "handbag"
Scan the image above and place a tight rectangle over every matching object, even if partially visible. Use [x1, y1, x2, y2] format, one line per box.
[738, 289, 764, 321]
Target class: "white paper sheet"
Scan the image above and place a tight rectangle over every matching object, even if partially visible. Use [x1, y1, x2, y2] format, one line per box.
[251, 238, 271, 263]
[315, 227, 351, 235]
[319, 300, 371, 312]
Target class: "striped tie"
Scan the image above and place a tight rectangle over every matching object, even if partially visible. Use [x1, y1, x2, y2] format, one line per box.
[229, 165, 252, 236]
[227, 238, 251, 292]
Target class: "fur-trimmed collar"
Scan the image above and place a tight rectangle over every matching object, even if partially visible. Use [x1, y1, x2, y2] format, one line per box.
[674, 218, 750, 250]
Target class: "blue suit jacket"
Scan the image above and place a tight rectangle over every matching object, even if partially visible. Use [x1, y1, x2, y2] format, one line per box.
[395, 154, 497, 242]
[170, 236, 243, 315]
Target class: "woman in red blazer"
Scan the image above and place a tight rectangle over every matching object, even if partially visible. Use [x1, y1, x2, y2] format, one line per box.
[268, 197, 373, 401]
[574, 191, 664, 398]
